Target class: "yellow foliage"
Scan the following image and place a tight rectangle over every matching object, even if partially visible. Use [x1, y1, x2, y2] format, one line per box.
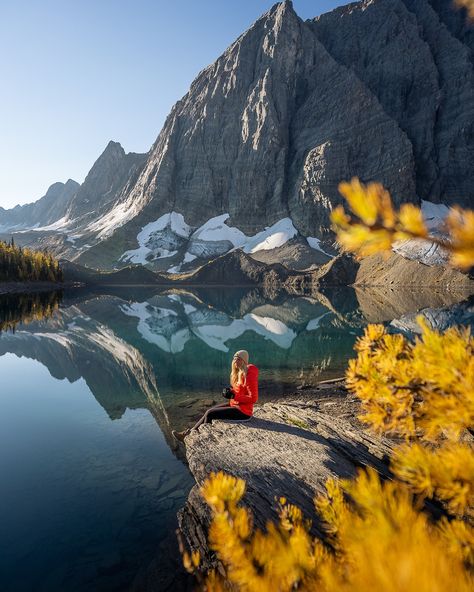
[201, 472, 320, 592]
[182, 314, 474, 591]
[183, 550, 201, 573]
[331, 178, 474, 269]
[346, 318, 474, 441]
[0, 239, 63, 282]
[447, 207, 474, 269]
[201, 471, 247, 514]
[392, 443, 474, 518]
[0, 291, 62, 333]
[191, 469, 473, 592]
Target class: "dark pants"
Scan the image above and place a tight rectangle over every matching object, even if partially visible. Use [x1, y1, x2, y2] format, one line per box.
[191, 402, 251, 430]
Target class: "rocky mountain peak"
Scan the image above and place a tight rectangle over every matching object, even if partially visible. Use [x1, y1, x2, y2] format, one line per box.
[66, 141, 146, 220]
[0, 178, 80, 231]
[65, 178, 80, 190]
[44, 179, 79, 201]
[88, 141, 126, 175]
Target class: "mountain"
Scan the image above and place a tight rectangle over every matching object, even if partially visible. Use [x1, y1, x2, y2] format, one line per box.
[1, 0, 473, 274]
[0, 141, 147, 260]
[0, 179, 80, 231]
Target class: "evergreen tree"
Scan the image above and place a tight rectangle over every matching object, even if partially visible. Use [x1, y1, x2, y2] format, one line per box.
[0, 240, 62, 283]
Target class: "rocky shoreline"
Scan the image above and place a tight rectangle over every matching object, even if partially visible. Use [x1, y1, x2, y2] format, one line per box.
[176, 380, 397, 571]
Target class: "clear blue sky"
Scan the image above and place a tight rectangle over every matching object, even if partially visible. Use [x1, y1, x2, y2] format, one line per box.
[0, 0, 347, 208]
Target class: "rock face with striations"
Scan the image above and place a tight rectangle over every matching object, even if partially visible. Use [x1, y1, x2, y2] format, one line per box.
[93, 0, 416, 250]
[66, 141, 147, 226]
[80, 0, 473, 269]
[2, 0, 473, 273]
[310, 0, 474, 206]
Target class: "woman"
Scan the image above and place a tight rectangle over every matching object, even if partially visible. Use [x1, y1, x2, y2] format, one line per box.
[172, 350, 258, 442]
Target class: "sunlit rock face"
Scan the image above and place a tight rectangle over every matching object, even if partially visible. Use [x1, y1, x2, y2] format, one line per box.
[90, 0, 415, 264]
[2, 0, 473, 272]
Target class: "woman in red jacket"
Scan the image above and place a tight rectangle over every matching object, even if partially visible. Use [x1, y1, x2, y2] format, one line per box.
[172, 350, 258, 442]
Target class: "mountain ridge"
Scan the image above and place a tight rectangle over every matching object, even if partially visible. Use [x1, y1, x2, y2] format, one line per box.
[1, 0, 472, 275]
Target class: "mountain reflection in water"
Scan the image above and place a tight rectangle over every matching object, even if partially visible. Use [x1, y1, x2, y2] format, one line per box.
[0, 286, 472, 592]
[1, 286, 473, 432]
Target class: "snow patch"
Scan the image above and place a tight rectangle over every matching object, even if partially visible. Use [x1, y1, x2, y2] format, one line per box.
[120, 302, 188, 353]
[244, 218, 298, 253]
[191, 314, 296, 352]
[119, 212, 330, 271]
[121, 212, 191, 265]
[306, 312, 331, 331]
[190, 215, 298, 254]
[31, 216, 72, 232]
[306, 237, 332, 258]
[183, 252, 197, 263]
[191, 214, 246, 246]
[421, 200, 450, 230]
[120, 297, 297, 354]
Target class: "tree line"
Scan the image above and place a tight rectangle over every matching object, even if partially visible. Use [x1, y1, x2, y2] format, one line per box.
[0, 238, 63, 282]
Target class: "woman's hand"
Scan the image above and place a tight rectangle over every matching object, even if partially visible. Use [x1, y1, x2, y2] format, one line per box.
[222, 387, 235, 399]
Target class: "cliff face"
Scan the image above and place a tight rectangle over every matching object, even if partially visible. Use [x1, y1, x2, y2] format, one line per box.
[311, 0, 474, 206]
[79, 0, 473, 270]
[67, 141, 146, 223]
[94, 0, 416, 245]
[2, 0, 473, 273]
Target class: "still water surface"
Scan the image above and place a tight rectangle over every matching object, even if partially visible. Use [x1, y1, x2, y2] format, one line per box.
[0, 286, 470, 591]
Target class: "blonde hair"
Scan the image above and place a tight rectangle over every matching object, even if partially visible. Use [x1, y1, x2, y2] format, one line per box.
[230, 357, 247, 388]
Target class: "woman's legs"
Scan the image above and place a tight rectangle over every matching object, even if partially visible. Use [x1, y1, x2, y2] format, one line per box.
[190, 403, 231, 430]
[192, 405, 250, 429]
[173, 404, 250, 442]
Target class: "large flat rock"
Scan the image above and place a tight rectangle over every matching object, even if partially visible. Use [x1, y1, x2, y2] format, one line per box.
[178, 384, 394, 568]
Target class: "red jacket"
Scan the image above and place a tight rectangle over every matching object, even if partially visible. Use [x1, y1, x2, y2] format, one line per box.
[230, 364, 259, 416]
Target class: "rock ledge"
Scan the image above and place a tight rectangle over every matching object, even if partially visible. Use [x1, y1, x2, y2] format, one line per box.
[178, 384, 394, 569]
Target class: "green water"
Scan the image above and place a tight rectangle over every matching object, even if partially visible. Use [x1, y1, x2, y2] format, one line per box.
[0, 286, 468, 591]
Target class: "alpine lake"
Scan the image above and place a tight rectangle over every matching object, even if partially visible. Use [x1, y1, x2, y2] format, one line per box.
[0, 285, 472, 592]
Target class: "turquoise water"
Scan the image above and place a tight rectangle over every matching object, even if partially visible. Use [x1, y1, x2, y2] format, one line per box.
[1, 286, 466, 591]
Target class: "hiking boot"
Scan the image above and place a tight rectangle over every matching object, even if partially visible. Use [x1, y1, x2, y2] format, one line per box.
[172, 429, 190, 443]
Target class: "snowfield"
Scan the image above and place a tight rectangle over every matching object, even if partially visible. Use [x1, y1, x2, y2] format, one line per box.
[120, 297, 298, 353]
[121, 212, 309, 270]
[121, 212, 192, 265]
[306, 237, 333, 257]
